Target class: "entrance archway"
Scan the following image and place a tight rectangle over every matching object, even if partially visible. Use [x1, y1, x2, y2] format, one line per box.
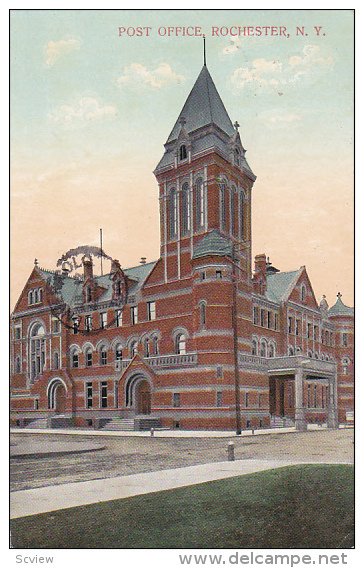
[54, 383, 67, 414]
[135, 380, 151, 415]
[47, 378, 68, 414]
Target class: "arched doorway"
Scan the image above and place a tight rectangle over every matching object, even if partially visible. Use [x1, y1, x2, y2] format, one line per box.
[54, 383, 67, 414]
[135, 380, 151, 415]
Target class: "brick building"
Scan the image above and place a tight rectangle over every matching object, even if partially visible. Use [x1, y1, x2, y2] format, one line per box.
[10, 64, 354, 431]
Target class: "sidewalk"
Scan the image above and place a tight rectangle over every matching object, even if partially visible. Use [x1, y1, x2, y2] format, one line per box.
[10, 457, 351, 520]
[10, 424, 331, 438]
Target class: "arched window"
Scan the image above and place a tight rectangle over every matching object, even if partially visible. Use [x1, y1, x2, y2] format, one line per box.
[229, 188, 235, 235]
[219, 181, 227, 231]
[252, 338, 258, 356]
[268, 342, 275, 358]
[169, 188, 177, 238]
[53, 351, 60, 370]
[34, 289, 39, 304]
[288, 346, 294, 356]
[115, 344, 123, 361]
[181, 182, 190, 235]
[239, 191, 245, 240]
[15, 356, 21, 373]
[195, 178, 205, 228]
[85, 347, 93, 367]
[100, 346, 107, 366]
[130, 340, 138, 358]
[295, 346, 301, 354]
[71, 350, 79, 368]
[260, 339, 267, 358]
[200, 302, 206, 327]
[86, 286, 92, 303]
[39, 288, 43, 303]
[179, 144, 187, 161]
[28, 290, 34, 305]
[152, 336, 159, 356]
[300, 284, 307, 303]
[29, 323, 46, 380]
[176, 334, 186, 355]
[144, 338, 150, 358]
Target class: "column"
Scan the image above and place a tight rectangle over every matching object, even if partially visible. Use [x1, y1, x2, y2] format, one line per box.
[327, 375, 339, 428]
[294, 366, 307, 431]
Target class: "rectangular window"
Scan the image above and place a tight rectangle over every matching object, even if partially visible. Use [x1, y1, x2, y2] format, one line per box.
[253, 306, 259, 325]
[342, 333, 348, 347]
[216, 365, 223, 379]
[295, 319, 300, 336]
[200, 271, 206, 280]
[14, 326, 21, 340]
[100, 350, 107, 366]
[86, 382, 93, 409]
[307, 384, 311, 408]
[131, 306, 138, 325]
[115, 309, 122, 327]
[173, 393, 181, 408]
[100, 312, 107, 329]
[245, 392, 249, 407]
[216, 391, 223, 407]
[73, 318, 79, 335]
[72, 353, 79, 368]
[322, 385, 326, 409]
[288, 316, 293, 334]
[52, 318, 60, 333]
[216, 270, 222, 279]
[34, 399, 39, 410]
[313, 385, 317, 408]
[101, 381, 108, 408]
[147, 301, 156, 321]
[260, 309, 265, 327]
[258, 393, 263, 408]
[274, 313, 279, 331]
[307, 323, 312, 339]
[85, 315, 92, 332]
[313, 325, 318, 341]
[267, 311, 272, 329]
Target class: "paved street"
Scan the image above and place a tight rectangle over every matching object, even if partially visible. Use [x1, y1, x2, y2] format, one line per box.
[10, 428, 353, 492]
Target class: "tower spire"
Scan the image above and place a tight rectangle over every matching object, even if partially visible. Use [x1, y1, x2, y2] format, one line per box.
[203, 35, 206, 66]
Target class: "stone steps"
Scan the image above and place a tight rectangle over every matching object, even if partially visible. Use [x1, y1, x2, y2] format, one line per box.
[102, 418, 135, 431]
[102, 417, 162, 431]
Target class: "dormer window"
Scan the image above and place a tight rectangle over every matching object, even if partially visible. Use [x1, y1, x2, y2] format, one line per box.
[179, 144, 187, 161]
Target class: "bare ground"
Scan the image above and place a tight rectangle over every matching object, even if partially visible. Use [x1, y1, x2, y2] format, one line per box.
[10, 428, 354, 492]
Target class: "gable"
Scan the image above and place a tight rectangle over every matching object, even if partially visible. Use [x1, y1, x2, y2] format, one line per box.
[12, 267, 62, 315]
[286, 267, 319, 309]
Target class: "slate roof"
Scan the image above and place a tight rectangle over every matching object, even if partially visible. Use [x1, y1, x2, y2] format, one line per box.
[328, 296, 354, 317]
[38, 260, 157, 308]
[166, 65, 236, 143]
[265, 269, 301, 303]
[192, 230, 233, 260]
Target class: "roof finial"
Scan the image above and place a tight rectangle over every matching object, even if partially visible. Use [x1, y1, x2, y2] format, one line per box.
[203, 35, 206, 66]
[34, 258, 38, 266]
[234, 121, 240, 131]
[337, 291, 342, 299]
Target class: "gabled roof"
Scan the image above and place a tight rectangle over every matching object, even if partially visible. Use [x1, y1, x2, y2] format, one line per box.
[192, 230, 233, 260]
[265, 269, 301, 303]
[38, 260, 158, 308]
[328, 295, 354, 317]
[166, 65, 236, 143]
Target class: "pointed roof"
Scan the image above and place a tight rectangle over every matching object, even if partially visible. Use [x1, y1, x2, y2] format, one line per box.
[166, 65, 236, 143]
[265, 269, 301, 303]
[328, 294, 354, 317]
[192, 230, 233, 260]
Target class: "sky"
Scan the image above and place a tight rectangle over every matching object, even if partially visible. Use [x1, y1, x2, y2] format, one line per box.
[10, 9, 354, 308]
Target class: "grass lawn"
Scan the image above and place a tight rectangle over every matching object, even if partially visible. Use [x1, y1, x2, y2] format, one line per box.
[11, 464, 354, 549]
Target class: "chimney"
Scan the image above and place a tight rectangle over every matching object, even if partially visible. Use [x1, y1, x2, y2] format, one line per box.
[111, 259, 121, 273]
[253, 253, 267, 295]
[140, 257, 146, 265]
[83, 258, 93, 281]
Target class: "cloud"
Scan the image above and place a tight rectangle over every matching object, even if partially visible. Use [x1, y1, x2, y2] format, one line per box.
[45, 38, 81, 67]
[48, 97, 117, 127]
[231, 58, 283, 89]
[231, 45, 333, 90]
[116, 62, 184, 90]
[265, 111, 302, 125]
[222, 37, 242, 55]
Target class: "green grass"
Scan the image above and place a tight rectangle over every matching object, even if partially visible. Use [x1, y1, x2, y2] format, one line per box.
[11, 465, 354, 549]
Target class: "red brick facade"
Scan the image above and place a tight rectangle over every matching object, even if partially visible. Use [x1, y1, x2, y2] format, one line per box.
[10, 65, 354, 430]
